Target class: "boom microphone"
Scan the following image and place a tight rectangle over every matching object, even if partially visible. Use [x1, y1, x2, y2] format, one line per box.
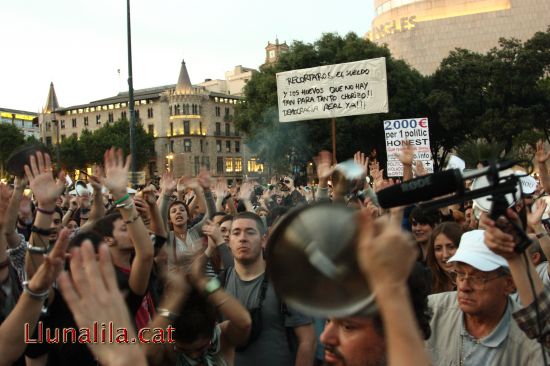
[377, 169, 462, 209]
[376, 160, 518, 209]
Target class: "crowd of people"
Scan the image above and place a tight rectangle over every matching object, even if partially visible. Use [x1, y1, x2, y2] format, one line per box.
[1, 140, 550, 366]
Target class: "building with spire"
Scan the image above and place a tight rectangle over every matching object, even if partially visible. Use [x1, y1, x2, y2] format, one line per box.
[38, 60, 264, 181]
[264, 38, 289, 65]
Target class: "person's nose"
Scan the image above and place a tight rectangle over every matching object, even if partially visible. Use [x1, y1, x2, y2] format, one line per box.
[320, 321, 338, 347]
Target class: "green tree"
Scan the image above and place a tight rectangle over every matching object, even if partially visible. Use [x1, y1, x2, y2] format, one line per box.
[0, 124, 26, 177]
[235, 32, 427, 173]
[58, 135, 87, 171]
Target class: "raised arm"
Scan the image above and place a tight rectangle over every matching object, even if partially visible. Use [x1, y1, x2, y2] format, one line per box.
[314, 150, 334, 201]
[157, 171, 177, 231]
[535, 139, 550, 195]
[399, 141, 414, 182]
[0, 184, 12, 283]
[24, 152, 65, 278]
[238, 182, 255, 213]
[83, 168, 106, 227]
[356, 212, 430, 366]
[100, 148, 154, 296]
[0, 229, 68, 366]
[4, 177, 28, 249]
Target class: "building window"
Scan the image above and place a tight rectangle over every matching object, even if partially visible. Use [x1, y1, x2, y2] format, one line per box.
[184, 139, 191, 152]
[214, 106, 220, 116]
[248, 158, 264, 172]
[199, 122, 203, 135]
[96, 115, 101, 125]
[235, 141, 240, 153]
[184, 104, 190, 114]
[108, 112, 114, 123]
[169, 106, 173, 116]
[69, 119, 74, 128]
[147, 108, 153, 118]
[46, 136, 52, 146]
[72, 133, 77, 138]
[225, 157, 233, 173]
[234, 158, 242, 172]
[135, 110, 140, 120]
[225, 107, 230, 117]
[192, 104, 198, 114]
[216, 140, 222, 153]
[121, 111, 127, 120]
[215, 122, 221, 136]
[225, 141, 231, 153]
[61, 134, 66, 142]
[194, 156, 200, 176]
[202, 156, 210, 170]
[170, 140, 174, 153]
[200, 139, 204, 153]
[148, 124, 154, 135]
[175, 104, 180, 115]
[225, 123, 230, 136]
[170, 122, 174, 136]
[217, 157, 224, 174]
[184, 121, 190, 135]
[83, 117, 88, 126]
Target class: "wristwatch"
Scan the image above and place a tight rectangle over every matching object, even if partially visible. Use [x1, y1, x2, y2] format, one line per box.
[203, 277, 221, 297]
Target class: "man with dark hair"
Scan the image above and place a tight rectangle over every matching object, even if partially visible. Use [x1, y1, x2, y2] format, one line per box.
[224, 212, 316, 366]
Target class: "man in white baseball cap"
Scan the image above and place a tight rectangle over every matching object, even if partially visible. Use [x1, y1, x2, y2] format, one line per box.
[426, 230, 543, 365]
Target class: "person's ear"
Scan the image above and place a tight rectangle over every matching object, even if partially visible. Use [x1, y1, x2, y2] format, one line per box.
[504, 275, 516, 295]
[532, 252, 541, 266]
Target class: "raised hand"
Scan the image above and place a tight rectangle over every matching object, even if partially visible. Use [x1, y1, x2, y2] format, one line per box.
[0, 183, 12, 229]
[356, 212, 417, 290]
[528, 198, 547, 229]
[238, 181, 254, 201]
[399, 140, 414, 166]
[159, 170, 177, 194]
[535, 139, 550, 164]
[197, 169, 212, 190]
[213, 178, 229, 200]
[482, 209, 519, 260]
[89, 165, 104, 192]
[24, 152, 65, 209]
[353, 151, 369, 175]
[101, 148, 131, 199]
[202, 219, 224, 246]
[58, 241, 146, 366]
[314, 150, 335, 181]
[414, 161, 427, 177]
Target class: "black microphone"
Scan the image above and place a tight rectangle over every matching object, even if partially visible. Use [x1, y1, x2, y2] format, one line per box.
[376, 160, 519, 209]
[377, 169, 463, 209]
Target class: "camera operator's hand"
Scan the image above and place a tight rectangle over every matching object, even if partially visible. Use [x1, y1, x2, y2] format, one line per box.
[482, 208, 521, 260]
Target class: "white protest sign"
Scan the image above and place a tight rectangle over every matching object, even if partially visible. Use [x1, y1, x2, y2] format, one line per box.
[446, 155, 466, 172]
[383, 117, 433, 177]
[276, 58, 389, 122]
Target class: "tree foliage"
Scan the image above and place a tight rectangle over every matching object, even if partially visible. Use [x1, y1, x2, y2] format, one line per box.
[0, 124, 26, 178]
[57, 119, 155, 171]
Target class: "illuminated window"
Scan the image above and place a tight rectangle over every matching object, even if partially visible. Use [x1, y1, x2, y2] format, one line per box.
[234, 158, 242, 172]
[225, 157, 233, 173]
[248, 158, 264, 173]
[108, 104, 114, 110]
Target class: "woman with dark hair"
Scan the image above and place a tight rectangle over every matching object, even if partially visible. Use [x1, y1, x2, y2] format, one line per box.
[426, 222, 463, 294]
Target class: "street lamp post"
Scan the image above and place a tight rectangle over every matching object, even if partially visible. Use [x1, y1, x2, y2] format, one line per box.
[127, 0, 138, 187]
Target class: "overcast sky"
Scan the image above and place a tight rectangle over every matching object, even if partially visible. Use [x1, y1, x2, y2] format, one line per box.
[2, 0, 375, 112]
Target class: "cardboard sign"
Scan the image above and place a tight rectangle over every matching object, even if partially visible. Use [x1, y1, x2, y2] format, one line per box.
[384, 117, 433, 177]
[276, 58, 389, 122]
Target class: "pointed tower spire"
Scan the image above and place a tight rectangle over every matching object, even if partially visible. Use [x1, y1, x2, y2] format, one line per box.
[175, 59, 193, 94]
[44, 82, 59, 113]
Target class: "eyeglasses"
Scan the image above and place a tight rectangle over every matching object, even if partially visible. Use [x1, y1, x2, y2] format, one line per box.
[452, 270, 504, 290]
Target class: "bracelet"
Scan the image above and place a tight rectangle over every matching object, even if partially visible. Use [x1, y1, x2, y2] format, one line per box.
[536, 232, 549, 239]
[27, 244, 51, 255]
[116, 200, 135, 210]
[0, 258, 9, 270]
[31, 225, 54, 236]
[124, 213, 141, 225]
[157, 308, 180, 322]
[22, 281, 49, 302]
[114, 193, 130, 205]
[215, 297, 230, 308]
[36, 207, 55, 215]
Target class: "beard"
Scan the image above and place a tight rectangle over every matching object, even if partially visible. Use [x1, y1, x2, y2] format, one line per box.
[322, 345, 387, 366]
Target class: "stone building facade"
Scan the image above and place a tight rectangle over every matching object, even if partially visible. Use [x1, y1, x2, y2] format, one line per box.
[0, 107, 39, 139]
[366, 0, 550, 75]
[39, 61, 264, 182]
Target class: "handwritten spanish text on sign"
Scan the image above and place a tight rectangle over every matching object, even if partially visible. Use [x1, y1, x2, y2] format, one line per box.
[384, 118, 433, 177]
[276, 58, 389, 122]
